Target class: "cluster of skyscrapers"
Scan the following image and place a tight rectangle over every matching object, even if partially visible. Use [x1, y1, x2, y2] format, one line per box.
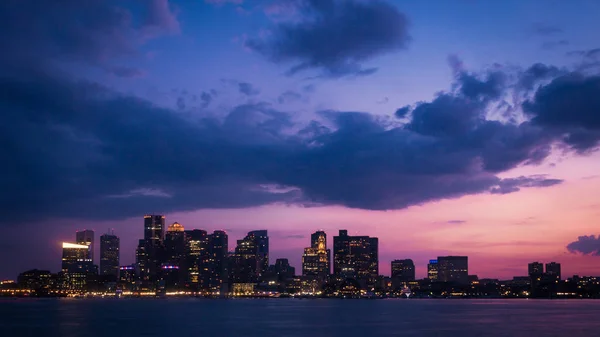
[9, 214, 595, 298]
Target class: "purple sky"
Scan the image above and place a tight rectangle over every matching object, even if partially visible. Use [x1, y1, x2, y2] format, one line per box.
[2, 0, 600, 280]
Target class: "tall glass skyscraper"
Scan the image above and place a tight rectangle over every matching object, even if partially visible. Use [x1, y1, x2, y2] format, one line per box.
[333, 230, 378, 288]
[75, 229, 95, 263]
[100, 232, 120, 277]
[302, 231, 330, 281]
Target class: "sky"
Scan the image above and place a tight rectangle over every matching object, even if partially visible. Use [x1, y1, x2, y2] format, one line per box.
[1, 0, 600, 280]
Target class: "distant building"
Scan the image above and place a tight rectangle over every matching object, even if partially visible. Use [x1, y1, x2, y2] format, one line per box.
[165, 222, 186, 266]
[545, 262, 561, 281]
[248, 230, 269, 277]
[118, 266, 136, 290]
[208, 230, 229, 293]
[230, 232, 259, 284]
[427, 260, 438, 281]
[143, 215, 166, 280]
[185, 229, 210, 290]
[17, 269, 53, 293]
[333, 230, 378, 288]
[76, 229, 95, 263]
[135, 240, 150, 283]
[437, 256, 468, 285]
[391, 259, 415, 282]
[100, 232, 120, 277]
[302, 231, 330, 282]
[61, 242, 94, 290]
[528, 262, 544, 277]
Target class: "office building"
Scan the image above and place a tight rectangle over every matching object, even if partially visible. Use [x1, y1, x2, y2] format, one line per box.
[135, 240, 149, 283]
[248, 230, 269, 277]
[185, 229, 210, 290]
[427, 260, 439, 281]
[100, 232, 120, 277]
[528, 262, 544, 283]
[209, 230, 229, 292]
[61, 242, 94, 290]
[333, 230, 378, 288]
[118, 266, 136, 290]
[17, 269, 53, 294]
[545, 262, 561, 281]
[391, 259, 415, 282]
[230, 232, 259, 284]
[302, 231, 330, 281]
[437, 256, 468, 285]
[142, 215, 166, 281]
[165, 222, 186, 266]
[75, 229, 95, 263]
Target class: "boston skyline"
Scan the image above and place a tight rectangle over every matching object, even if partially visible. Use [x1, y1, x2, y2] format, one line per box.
[2, 0, 600, 281]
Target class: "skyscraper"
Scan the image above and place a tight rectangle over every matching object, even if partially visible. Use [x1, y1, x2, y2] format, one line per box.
[142, 215, 166, 281]
[545, 262, 561, 281]
[135, 240, 149, 283]
[184, 229, 210, 290]
[76, 229, 94, 263]
[61, 242, 94, 290]
[248, 230, 269, 276]
[528, 262, 544, 282]
[144, 215, 166, 247]
[302, 231, 330, 281]
[230, 233, 259, 284]
[427, 260, 439, 281]
[100, 232, 120, 277]
[209, 230, 229, 293]
[437, 256, 468, 285]
[165, 222, 186, 266]
[333, 230, 379, 288]
[391, 259, 415, 282]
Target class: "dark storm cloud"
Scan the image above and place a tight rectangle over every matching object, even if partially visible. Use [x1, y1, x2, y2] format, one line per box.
[0, 0, 178, 72]
[567, 235, 600, 256]
[238, 82, 261, 96]
[489, 176, 563, 194]
[523, 73, 600, 150]
[394, 106, 411, 118]
[457, 71, 506, 101]
[201, 91, 213, 108]
[246, 0, 410, 77]
[518, 63, 562, 91]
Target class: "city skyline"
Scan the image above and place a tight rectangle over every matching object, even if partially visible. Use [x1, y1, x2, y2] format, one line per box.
[2, 0, 600, 282]
[9, 217, 589, 282]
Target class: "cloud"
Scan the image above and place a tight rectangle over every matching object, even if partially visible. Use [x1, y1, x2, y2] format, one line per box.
[246, 0, 410, 77]
[446, 220, 466, 224]
[238, 82, 261, 96]
[567, 235, 600, 256]
[201, 91, 213, 108]
[541, 39, 569, 50]
[106, 66, 146, 78]
[395, 106, 411, 118]
[0, 0, 179, 75]
[278, 90, 303, 104]
[523, 73, 600, 151]
[9, 57, 600, 223]
[205, 0, 244, 4]
[532, 23, 563, 36]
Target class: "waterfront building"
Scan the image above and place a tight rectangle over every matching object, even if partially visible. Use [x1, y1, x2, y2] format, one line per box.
[391, 259, 415, 282]
[208, 230, 229, 293]
[545, 262, 561, 281]
[75, 229, 95, 263]
[61, 242, 95, 290]
[100, 232, 120, 277]
[333, 230, 378, 288]
[302, 231, 330, 282]
[427, 260, 439, 281]
[437, 256, 468, 285]
[184, 229, 210, 290]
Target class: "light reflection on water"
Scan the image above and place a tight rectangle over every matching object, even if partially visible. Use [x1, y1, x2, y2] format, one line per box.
[1, 298, 600, 337]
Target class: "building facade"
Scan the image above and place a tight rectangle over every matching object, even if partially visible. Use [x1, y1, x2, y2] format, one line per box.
[100, 233, 120, 277]
[302, 231, 330, 281]
[427, 259, 439, 281]
[391, 259, 415, 282]
[75, 229, 95, 263]
[333, 230, 378, 288]
[61, 242, 95, 290]
[437, 256, 468, 285]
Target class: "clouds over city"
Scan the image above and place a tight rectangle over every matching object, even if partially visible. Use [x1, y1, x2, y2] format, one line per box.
[1, 0, 600, 225]
[567, 235, 600, 256]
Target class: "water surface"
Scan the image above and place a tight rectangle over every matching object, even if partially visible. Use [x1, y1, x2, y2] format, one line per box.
[1, 298, 599, 337]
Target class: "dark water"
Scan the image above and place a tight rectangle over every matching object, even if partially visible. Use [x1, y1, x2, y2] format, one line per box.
[1, 298, 600, 337]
